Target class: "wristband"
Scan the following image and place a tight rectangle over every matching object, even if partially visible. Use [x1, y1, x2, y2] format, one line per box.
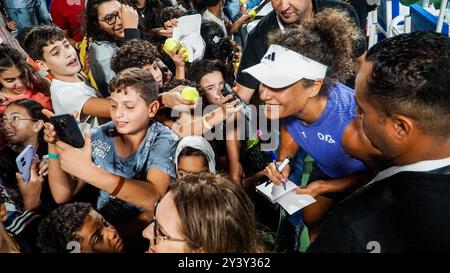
[111, 176, 125, 196]
[47, 153, 59, 160]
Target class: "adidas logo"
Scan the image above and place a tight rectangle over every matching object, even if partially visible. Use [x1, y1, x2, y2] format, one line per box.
[264, 52, 276, 61]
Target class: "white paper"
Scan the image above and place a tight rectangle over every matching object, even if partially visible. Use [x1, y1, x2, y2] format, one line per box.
[277, 192, 316, 215]
[173, 14, 202, 40]
[256, 180, 316, 213]
[172, 14, 205, 62]
[256, 180, 297, 203]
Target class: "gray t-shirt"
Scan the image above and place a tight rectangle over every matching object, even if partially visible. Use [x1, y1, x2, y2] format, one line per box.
[90, 121, 179, 210]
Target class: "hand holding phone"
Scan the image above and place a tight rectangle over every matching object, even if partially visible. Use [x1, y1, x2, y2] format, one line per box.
[16, 145, 36, 182]
[221, 83, 251, 119]
[49, 114, 85, 148]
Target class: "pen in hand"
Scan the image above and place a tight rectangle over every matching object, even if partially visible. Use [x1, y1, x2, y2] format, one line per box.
[265, 156, 290, 190]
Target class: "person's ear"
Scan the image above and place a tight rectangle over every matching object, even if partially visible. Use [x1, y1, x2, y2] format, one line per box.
[147, 100, 160, 118]
[306, 79, 323, 98]
[390, 114, 414, 142]
[35, 60, 49, 71]
[32, 120, 44, 133]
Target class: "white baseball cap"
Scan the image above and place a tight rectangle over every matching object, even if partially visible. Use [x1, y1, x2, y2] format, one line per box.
[243, 44, 328, 88]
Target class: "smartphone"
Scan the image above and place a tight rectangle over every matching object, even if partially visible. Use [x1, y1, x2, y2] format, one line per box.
[49, 114, 85, 148]
[222, 82, 244, 103]
[222, 83, 251, 119]
[16, 145, 36, 182]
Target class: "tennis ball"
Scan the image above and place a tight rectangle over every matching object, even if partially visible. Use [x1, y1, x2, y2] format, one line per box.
[180, 46, 190, 62]
[181, 87, 199, 103]
[164, 38, 180, 53]
[248, 9, 256, 18]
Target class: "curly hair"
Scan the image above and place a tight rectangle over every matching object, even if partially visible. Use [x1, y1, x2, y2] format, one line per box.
[85, 0, 121, 44]
[111, 40, 160, 73]
[109, 67, 159, 105]
[201, 21, 235, 64]
[171, 173, 258, 252]
[366, 31, 450, 138]
[268, 8, 358, 96]
[158, 6, 186, 27]
[160, 79, 195, 93]
[37, 202, 92, 253]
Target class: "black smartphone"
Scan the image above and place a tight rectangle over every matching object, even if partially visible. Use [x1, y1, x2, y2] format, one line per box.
[221, 83, 251, 119]
[49, 114, 85, 148]
[222, 82, 244, 104]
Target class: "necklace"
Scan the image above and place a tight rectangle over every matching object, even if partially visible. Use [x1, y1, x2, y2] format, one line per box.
[136, 6, 145, 19]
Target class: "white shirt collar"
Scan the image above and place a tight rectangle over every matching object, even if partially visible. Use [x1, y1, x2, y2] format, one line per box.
[276, 14, 286, 33]
[368, 157, 450, 186]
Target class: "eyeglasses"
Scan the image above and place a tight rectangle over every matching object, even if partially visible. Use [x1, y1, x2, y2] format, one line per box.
[0, 116, 37, 127]
[99, 11, 121, 25]
[150, 199, 188, 246]
[202, 80, 225, 94]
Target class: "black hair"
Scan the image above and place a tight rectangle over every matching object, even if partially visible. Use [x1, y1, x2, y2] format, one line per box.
[7, 99, 49, 144]
[366, 31, 450, 138]
[85, 0, 122, 44]
[178, 146, 208, 167]
[159, 6, 186, 27]
[22, 25, 66, 61]
[111, 40, 160, 73]
[187, 59, 228, 97]
[201, 20, 235, 64]
[0, 43, 50, 94]
[160, 79, 196, 93]
[109, 67, 159, 105]
[16, 26, 34, 49]
[268, 8, 358, 96]
[37, 202, 92, 253]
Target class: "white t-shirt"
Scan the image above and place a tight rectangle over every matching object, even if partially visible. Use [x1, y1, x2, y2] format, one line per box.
[50, 78, 100, 132]
[202, 9, 228, 36]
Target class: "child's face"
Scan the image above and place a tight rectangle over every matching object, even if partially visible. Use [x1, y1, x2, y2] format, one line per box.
[0, 65, 26, 95]
[177, 155, 209, 178]
[199, 71, 225, 105]
[1, 104, 41, 146]
[97, 0, 124, 39]
[74, 209, 124, 253]
[110, 87, 159, 135]
[39, 38, 81, 79]
[143, 62, 163, 88]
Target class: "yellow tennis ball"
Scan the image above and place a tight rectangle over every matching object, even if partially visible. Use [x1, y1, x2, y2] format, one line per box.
[248, 9, 256, 17]
[164, 38, 180, 53]
[180, 46, 190, 62]
[181, 87, 199, 103]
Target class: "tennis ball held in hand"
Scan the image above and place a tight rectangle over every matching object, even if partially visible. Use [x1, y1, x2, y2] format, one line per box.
[248, 9, 256, 18]
[181, 87, 200, 103]
[164, 38, 181, 54]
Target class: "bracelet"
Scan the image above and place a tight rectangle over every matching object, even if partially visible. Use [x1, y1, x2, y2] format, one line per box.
[202, 115, 213, 130]
[111, 176, 125, 196]
[47, 153, 59, 160]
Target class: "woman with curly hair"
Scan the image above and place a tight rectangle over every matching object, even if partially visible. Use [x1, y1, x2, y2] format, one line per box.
[37, 202, 124, 253]
[244, 8, 382, 242]
[84, 0, 141, 97]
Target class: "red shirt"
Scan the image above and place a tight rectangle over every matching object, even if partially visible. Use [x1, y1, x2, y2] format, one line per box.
[0, 90, 53, 115]
[50, 0, 85, 42]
